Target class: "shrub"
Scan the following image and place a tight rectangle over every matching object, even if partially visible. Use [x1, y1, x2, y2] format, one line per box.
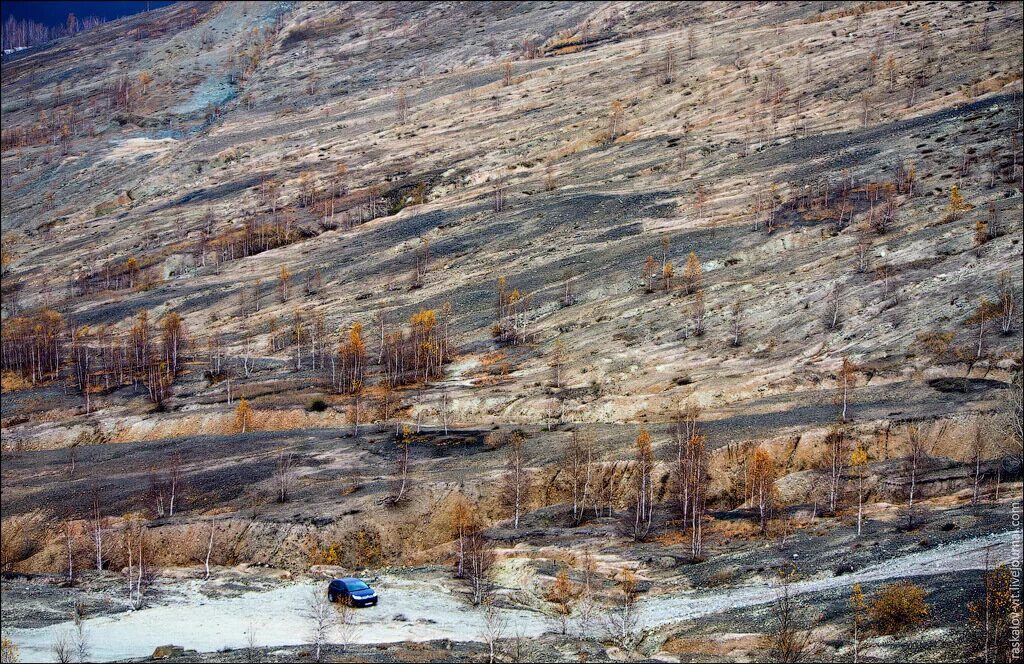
[352, 525, 384, 569]
[307, 398, 328, 412]
[868, 581, 929, 634]
[484, 431, 506, 449]
[307, 540, 342, 566]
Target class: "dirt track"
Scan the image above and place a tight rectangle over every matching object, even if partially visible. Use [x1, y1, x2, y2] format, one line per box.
[3, 530, 1016, 662]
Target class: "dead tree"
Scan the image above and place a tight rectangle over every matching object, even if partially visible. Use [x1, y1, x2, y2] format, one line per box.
[493, 178, 508, 212]
[837, 357, 857, 422]
[274, 450, 294, 503]
[769, 568, 813, 662]
[630, 429, 655, 541]
[660, 45, 675, 85]
[969, 420, 987, 506]
[393, 433, 411, 503]
[564, 430, 594, 524]
[395, 87, 408, 125]
[997, 271, 1018, 335]
[905, 423, 930, 527]
[306, 587, 333, 663]
[501, 431, 530, 528]
[729, 299, 743, 347]
[826, 283, 842, 331]
[823, 425, 846, 514]
[464, 529, 495, 605]
[88, 486, 105, 571]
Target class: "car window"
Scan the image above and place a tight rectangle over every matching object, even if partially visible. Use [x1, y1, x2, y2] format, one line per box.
[346, 580, 369, 591]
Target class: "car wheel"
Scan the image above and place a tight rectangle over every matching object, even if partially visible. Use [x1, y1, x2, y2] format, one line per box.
[328, 592, 336, 603]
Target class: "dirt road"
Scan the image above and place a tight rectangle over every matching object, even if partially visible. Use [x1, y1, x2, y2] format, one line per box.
[3, 530, 1016, 662]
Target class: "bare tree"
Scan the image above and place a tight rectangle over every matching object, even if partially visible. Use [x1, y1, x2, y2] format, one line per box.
[336, 600, 357, 653]
[851, 447, 868, 536]
[826, 283, 842, 331]
[412, 238, 430, 288]
[449, 493, 476, 579]
[439, 389, 452, 435]
[393, 429, 411, 503]
[395, 87, 408, 125]
[88, 486, 104, 571]
[769, 568, 813, 662]
[464, 530, 495, 605]
[688, 434, 710, 559]
[501, 432, 530, 528]
[905, 423, 930, 527]
[549, 339, 566, 389]
[629, 428, 657, 541]
[997, 271, 1018, 335]
[479, 598, 507, 664]
[730, 299, 743, 347]
[823, 425, 846, 514]
[244, 622, 261, 664]
[493, 177, 508, 212]
[561, 268, 575, 306]
[274, 450, 294, 503]
[72, 600, 90, 664]
[168, 455, 182, 516]
[306, 588, 332, 663]
[52, 632, 72, 663]
[122, 514, 147, 609]
[691, 289, 706, 337]
[850, 583, 866, 664]
[660, 45, 675, 85]
[608, 100, 625, 142]
[967, 297, 1001, 359]
[203, 521, 217, 580]
[837, 357, 857, 422]
[564, 430, 594, 524]
[969, 420, 987, 506]
[1004, 370, 1024, 458]
[603, 569, 640, 647]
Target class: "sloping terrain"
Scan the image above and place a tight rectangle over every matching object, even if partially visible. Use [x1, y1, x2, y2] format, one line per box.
[1, 2, 1022, 662]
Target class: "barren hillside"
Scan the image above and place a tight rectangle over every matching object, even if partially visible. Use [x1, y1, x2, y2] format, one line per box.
[1, 2, 1022, 662]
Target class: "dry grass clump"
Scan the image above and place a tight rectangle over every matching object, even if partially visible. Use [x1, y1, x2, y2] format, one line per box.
[0, 511, 48, 572]
[652, 530, 688, 546]
[707, 517, 761, 541]
[868, 581, 930, 634]
[0, 370, 33, 392]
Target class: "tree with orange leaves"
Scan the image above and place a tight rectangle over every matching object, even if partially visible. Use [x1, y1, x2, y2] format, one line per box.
[631, 428, 656, 541]
[449, 492, 477, 579]
[747, 447, 776, 533]
[336, 322, 366, 394]
[278, 265, 291, 302]
[234, 398, 254, 433]
[545, 568, 580, 634]
[682, 252, 702, 294]
[641, 256, 658, 292]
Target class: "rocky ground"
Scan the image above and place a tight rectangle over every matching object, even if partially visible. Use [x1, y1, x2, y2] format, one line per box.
[1, 1, 1022, 662]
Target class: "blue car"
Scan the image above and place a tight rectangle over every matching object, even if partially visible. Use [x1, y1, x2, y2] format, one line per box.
[328, 578, 379, 607]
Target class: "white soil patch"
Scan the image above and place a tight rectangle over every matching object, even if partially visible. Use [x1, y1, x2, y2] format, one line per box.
[5, 531, 1015, 662]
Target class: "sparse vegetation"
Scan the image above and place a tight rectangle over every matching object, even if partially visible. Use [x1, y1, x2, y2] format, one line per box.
[868, 581, 930, 635]
[0, 1, 1020, 661]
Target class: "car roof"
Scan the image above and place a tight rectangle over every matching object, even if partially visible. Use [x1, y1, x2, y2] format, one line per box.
[336, 577, 368, 585]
